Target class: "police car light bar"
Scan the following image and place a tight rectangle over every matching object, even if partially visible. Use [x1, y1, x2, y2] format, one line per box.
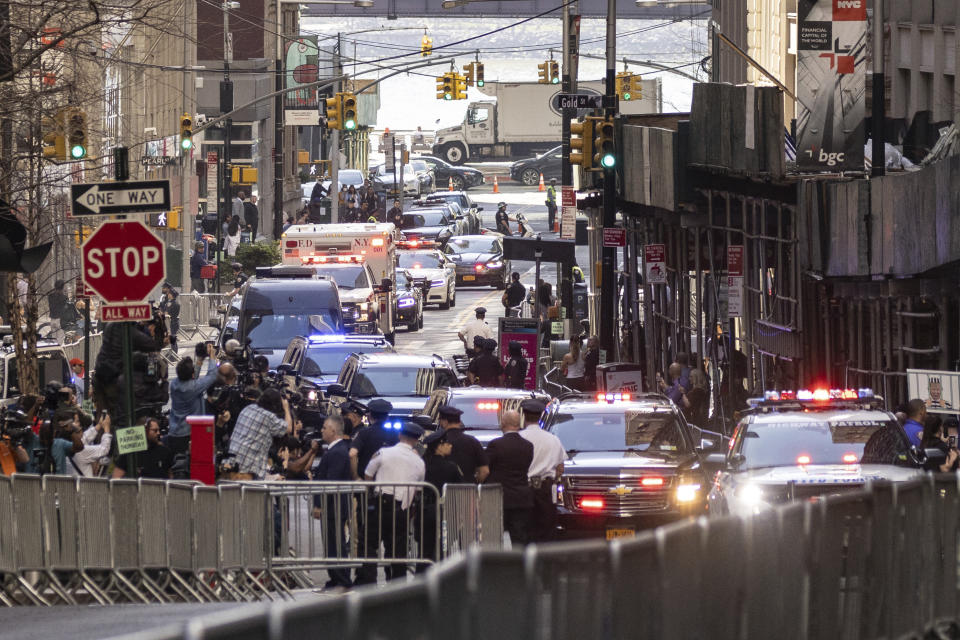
[762, 388, 873, 402]
[596, 392, 631, 403]
[301, 254, 364, 264]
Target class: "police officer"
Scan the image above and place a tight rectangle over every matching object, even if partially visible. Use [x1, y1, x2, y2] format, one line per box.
[340, 399, 367, 437]
[495, 202, 511, 235]
[387, 199, 404, 228]
[438, 405, 489, 483]
[458, 306, 493, 357]
[416, 429, 463, 571]
[364, 421, 425, 581]
[485, 410, 534, 546]
[350, 398, 399, 585]
[467, 338, 503, 387]
[518, 398, 565, 542]
[228, 262, 248, 296]
[545, 178, 557, 230]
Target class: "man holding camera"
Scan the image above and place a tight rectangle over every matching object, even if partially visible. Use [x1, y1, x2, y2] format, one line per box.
[166, 343, 220, 455]
[228, 388, 294, 479]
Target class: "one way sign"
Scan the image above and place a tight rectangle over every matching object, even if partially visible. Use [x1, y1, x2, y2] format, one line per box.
[71, 180, 171, 217]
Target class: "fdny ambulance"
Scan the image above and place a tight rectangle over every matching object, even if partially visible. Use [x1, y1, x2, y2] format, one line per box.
[281, 223, 399, 342]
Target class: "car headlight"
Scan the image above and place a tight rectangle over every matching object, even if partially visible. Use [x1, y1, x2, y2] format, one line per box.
[735, 483, 765, 506]
[486, 260, 503, 269]
[307, 390, 318, 402]
[675, 483, 701, 503]
[358, 301, 369, 311]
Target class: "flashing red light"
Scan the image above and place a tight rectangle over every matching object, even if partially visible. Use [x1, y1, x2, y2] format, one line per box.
[621, 393, 631, 401]
[475, 264, 485, 272]
[842, 453, 858, 464]
[578, 497, 606, 511]
[285, 240, 298, 248]
[797, 454, 811, 465]
[812, 389, 830, 402]
[640, 477, 664, 487]
[596, 393, 605, 401]
[412, 263, 422, 269]
[476, 401, 500, 411]
[840, 389, 858, 399]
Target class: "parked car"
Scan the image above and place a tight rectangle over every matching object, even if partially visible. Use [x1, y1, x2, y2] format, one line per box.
[396, 210, 460, 246]
[414, 156, 484, 191]
[372, 164, 426, 197]
[421, 192, 483, 233]
[510, 145, 562, 186]
[410, 201, 468, 236]
[408, 159, 436, 193]
[300, 169, 366, 206]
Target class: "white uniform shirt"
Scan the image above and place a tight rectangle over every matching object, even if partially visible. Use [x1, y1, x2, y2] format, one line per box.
[461, 317, 493, 348]
[69, 427, 113, 477]
[365, 442, 425, 509]
[520, 424, 566, 480]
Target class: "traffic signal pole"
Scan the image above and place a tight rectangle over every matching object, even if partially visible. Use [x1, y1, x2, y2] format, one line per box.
[599, 0, 617, 361]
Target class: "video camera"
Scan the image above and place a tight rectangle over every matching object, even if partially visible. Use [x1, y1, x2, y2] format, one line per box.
[0, 406, 34, 448]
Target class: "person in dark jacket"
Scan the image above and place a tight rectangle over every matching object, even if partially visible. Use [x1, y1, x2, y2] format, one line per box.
[417, 429, 463, 570]
[485, 410, 534, 547]
[387, 199, 403, 228]
[159, 283, 180, 353]
[243, 194, 259, 240]
[313, 415, 354, 589]
[438, 405, 488, 483]
[189, 242, 209, 293]
[502, 341, 528, 389]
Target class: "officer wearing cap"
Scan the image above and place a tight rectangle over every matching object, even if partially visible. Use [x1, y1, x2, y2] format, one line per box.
[228, 262, 248, 297]
[458, 306, 493, 357]
[467, 338, 503, 387]
[416, 429, 462, 571]
[519, 398, 565, 542]
[340, 400, 367, 437]
[363, 421, 425, 582]
[438, 405, 489, 483]
[350, 398, 399, 585]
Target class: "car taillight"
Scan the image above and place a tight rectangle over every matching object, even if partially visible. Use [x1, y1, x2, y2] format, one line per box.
[640, 477, 664, 487]
[796, 454, 811, 465]
[476, 401, 500, 410]
[842, 453, 858, 464]
[578, 497, 605, 511]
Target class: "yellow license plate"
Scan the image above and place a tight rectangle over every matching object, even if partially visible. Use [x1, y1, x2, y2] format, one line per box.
[605, 528, 636, 540]
[463, 275, 475, 281]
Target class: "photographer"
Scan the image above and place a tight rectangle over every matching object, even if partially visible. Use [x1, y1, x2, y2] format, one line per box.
[166, 343, 220, 455]
[922, 414, 959, 472]
[69, 412, 113, 477]
[227, 388, 294, 479]
[39, 410, 84, 475]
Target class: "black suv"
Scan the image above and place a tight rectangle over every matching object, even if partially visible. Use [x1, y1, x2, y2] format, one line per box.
[542, 392, 721, 539]
[327, 352, 459, 416]
[278, 334, 395, 400]
[422, 387, 551, 447]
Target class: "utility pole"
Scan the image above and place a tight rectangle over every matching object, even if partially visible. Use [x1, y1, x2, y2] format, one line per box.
[273, 0, 284, 238]
[599, 0, 617, 361]
[871, 0, 885, 178]
[219, 2, 236, 293]
[181, 0, 193, 290]
[329, 33, 342, 223]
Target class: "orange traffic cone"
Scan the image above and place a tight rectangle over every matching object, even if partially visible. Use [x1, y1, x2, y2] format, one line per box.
[449, 179, 454, 191]
[493, 176, 499, 193]
[553, 219, 560, 233]
[538, 173, 545, 192]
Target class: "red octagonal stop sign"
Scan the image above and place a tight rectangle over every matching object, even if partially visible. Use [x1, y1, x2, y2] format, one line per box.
[82, 220, 166, 303]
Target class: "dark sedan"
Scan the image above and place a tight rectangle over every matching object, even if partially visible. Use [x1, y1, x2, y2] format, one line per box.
[394, 268, 424, 331]
[397, 209, 459, 246]
[420, 192, 483, 234]
[510, 145, 562, 186]
[415, 155, 484, 191]
[443, 235, 509, 288]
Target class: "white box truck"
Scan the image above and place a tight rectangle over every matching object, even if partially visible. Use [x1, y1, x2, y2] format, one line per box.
[431, 79, 662, 165]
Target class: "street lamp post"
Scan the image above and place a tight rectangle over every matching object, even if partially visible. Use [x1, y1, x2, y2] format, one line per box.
[219, 1, 239, 293]
[598, 0, 617, 361]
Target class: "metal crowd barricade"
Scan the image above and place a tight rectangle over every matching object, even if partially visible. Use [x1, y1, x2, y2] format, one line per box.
[39, 475, 80, 605]
[441, 483, 505, 556]
[0, 476, 18, 606]
[109, 478, 156, 603]
[76, 477, 115, 604]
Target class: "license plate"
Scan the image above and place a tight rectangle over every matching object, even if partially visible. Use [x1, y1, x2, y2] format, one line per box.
[463, 275, 475, 281]
[605, 527, 636, 540]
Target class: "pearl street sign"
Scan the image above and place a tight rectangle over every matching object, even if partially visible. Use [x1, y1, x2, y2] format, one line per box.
[70, 179, 171, 216]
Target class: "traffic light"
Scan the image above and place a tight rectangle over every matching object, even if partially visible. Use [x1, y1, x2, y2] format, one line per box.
[569, 118, 594, 171]
[66, 107, 87, 160]
[593, 115, 616, 170]
[341, 92, 357, 130]
[436, 75, 447, 100]
[324, 93, 342, 129]
[179, 113, 193, 150]
[630, 74, 643, 101]
[41, 109, 66, 161]
[549, 60, 559, 84]
[439, 73, 454, 100]
[475, 62, 485, 87]
[0, 197, 51, 273]
[464, 63, 474, 87]
[537, 61, 548, 84]
[453, 73, 467, 100]
[616, 72, 634, 101]
[421, 34, 432, 57]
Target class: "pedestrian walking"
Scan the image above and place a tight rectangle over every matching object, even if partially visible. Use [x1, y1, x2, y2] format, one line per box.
[159, 283, 180, 353]
[502, 272, 526, 317]
[312, 415, 354, 589]
[485, 410, 534, 547]
[519, 399, 565, 543]
[560, 335, 586, 391]
[364, 421, 425, 582]
[224, 214, 241, 257]
[243, 194, 259, 241]
[190, 242, 209, 293]
[438, 405, 489, 483]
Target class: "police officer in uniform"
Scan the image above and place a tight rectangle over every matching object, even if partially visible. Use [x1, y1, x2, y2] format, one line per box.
[364, 421, 425, 581]
[416, 429, 463, 570]
[485, 410, 534, 546]
[467, 338, 504, 387]
[495, 202, 511, 236]
[339, 399, 367, 437]
[349, 399, 398, 585]
[387, 199, 404, 228]
[519, 398, 565, 542]
[438, 405, 489, 483]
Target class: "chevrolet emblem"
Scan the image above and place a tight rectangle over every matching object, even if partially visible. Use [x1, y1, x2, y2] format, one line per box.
[609, 484, 633, 496]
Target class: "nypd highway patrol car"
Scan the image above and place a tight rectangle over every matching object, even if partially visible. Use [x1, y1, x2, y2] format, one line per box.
[706, 388, 926, 517]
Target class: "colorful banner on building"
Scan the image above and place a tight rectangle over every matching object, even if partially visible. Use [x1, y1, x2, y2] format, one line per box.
[284, 36, 320, 125]
[796, 0, 867, 172]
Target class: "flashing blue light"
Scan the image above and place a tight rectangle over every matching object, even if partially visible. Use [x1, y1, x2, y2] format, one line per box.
[383, 420, 403, 431]
[397, 298, 416, 309]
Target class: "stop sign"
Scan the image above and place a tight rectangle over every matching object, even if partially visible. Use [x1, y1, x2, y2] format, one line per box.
[82, 221, 166, 303]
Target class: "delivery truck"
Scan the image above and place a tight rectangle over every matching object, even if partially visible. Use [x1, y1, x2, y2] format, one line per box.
[431, 78, 662, 164]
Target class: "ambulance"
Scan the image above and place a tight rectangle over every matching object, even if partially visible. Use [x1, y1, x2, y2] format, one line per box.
[281, 223, 399, 342]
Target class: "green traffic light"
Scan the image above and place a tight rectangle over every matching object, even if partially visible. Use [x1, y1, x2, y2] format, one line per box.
[344, 119, 357, 130]
[444, 93, 452, 100]
[600, 153, 616, 169]
[623, 92, 631, 101]
[181, 137, 193, 150]
[551, 77, 559, 84]
[477, 80, 484, 87]
[70, 144, 86, 159]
